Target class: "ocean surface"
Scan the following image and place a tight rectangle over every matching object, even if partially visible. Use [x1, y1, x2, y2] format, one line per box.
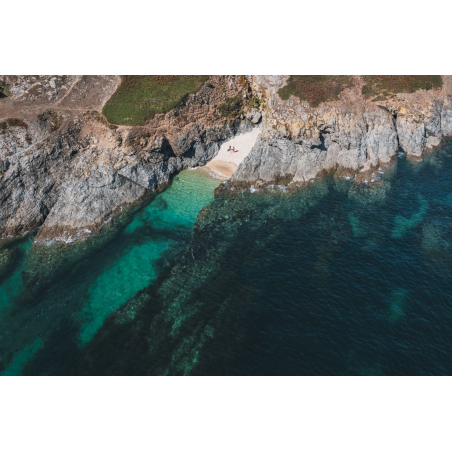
[1, 140, 452, 375]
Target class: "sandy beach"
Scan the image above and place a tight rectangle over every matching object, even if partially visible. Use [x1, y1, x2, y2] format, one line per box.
[205, 128, 260, 178]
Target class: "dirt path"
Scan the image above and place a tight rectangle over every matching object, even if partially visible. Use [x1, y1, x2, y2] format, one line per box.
[54, 75, 82, 106]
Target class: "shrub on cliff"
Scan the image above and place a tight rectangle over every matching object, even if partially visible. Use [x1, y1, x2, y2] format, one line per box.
[0, 81, 10, 98]
[0, 118, 28, 130]
[277, 75, 353, 108]
[361, 75, 443, 100]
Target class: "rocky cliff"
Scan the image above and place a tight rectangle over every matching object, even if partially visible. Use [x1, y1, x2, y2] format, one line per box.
[0, 75, 255, 247]
[1, 74, 451, 252]
[232, 75, 452, 186]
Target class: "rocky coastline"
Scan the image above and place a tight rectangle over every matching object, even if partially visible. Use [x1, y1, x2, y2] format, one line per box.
[1, 74, 451, 253]
[232, 75, 452, 187]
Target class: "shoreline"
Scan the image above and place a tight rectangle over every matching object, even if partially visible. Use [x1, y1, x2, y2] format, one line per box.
[205, 161, 237, 178]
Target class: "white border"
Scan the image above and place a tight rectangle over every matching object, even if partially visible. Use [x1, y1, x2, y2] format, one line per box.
[1, 0, 450, 74]
[2, 378, 451, 451]
[1, 2, 451, 451]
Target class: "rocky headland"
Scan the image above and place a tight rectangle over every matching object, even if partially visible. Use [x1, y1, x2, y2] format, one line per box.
[233, 75, 452, 186]
[1, 74, 451, 291]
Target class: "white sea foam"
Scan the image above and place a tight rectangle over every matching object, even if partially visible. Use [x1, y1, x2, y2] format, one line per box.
[37, 227, 92, 247]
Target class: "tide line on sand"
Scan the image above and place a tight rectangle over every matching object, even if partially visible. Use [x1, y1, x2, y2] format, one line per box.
[205, 161, 237, 178]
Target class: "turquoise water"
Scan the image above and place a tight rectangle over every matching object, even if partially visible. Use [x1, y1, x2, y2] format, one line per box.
[0, 168, 221, 375]
[0, 338, 43, 376]
[2, 141, 452, 375]
[79, 240, 169, 344]
[78, 168, 221, 343]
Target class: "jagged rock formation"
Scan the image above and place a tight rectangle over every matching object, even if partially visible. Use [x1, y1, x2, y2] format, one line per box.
[0, 75, 254, 246]
[233, 75, 452, 186]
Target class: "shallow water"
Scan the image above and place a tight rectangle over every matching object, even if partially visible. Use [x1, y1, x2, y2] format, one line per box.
[1, 142, 452, 375]
[0, 168, 221, 375]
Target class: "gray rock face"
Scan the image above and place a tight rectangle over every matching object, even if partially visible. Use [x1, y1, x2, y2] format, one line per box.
[233, 105, 400, 184]
[232, 75, 452, 185]
[396, 116, 426, 157]
[0, 75, 259, 247]
[0, 111, 254, 246]
[34, 166, 147, 244]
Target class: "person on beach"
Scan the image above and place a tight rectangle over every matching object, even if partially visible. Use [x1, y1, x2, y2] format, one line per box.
[232, 146, 236, 153]
[227, 146, 232, 153]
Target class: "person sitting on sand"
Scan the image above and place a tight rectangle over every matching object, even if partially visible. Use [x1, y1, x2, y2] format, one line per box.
[232, 146, 236, 153]
[227, 146, 232, 153]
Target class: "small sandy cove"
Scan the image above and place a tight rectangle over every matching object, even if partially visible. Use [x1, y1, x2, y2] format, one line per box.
[205, 128, 260, 178]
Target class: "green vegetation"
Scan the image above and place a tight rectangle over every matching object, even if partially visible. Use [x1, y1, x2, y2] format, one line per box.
[248, 95, 261, 109]
[0, 80, 11, 98]
[218, 93, 261, 119]
[277, 75, 353, 107]
[218, 96, 243, 117]
[361, 75, 443, 100]
[102, 75, 209, 126]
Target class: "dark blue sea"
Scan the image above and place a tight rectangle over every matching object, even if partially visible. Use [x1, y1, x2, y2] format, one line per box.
[1, 140, 452, 375]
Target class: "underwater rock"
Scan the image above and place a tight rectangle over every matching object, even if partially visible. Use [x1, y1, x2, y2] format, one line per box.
[348, 179, 391, 206]
[391, 195, 429, 239]
[389, 288, 410, 323]
[0, 247, 18, 284]
[78, 181, 330, 375]
[421, 221, 452, 270]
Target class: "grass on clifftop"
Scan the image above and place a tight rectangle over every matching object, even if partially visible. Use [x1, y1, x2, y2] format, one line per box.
[361, 75, 443, 100]
[277, 76, 353, 107]
[102, 76, 209, 126]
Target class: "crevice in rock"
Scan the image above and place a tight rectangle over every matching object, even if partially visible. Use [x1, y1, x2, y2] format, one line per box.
[311, 131, 328, 151]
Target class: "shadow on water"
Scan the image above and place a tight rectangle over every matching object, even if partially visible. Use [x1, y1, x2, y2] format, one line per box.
[2, 140, 452, 375]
